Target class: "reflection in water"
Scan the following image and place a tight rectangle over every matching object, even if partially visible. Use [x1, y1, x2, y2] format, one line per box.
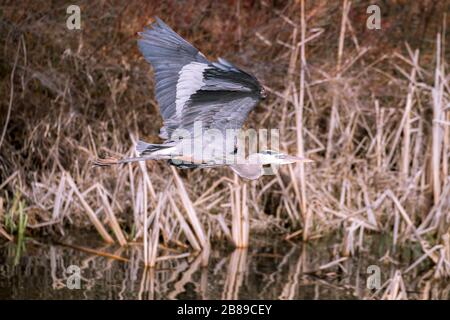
[279, 245, 304, 300]
[223, 249, 247, 300]
[1, 235, 448, 299]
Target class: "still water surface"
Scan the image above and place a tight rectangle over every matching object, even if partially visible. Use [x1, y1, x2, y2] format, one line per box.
[0, 234, 407, 299]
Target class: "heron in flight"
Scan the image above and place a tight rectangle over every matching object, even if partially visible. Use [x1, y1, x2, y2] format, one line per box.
[95, 18, 311, 179]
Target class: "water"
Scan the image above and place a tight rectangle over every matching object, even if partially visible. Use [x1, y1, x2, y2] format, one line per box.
[0, 234, 431, 299]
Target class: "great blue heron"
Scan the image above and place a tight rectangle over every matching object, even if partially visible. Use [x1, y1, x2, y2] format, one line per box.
[95, 18, 312, 179]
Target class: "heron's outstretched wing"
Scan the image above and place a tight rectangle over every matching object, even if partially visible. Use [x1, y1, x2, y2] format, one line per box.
[179, 58, 263, 134]
[138, 17, 209, 139]
[138, 18, 264, 140]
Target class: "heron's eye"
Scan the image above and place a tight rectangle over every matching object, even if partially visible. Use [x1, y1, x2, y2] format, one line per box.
[260, 88, 267, 99]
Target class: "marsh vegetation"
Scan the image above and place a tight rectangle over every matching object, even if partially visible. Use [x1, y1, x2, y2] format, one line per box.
[0, 0, 449, 299]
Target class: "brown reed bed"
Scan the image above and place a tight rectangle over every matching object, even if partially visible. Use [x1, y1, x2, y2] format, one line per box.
[0, 0, 449, 299]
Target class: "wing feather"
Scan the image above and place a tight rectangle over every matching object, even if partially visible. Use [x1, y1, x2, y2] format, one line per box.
[138, 18, 264, 141]
[179, 59, 263, 134]
[138, 17, 208, 138]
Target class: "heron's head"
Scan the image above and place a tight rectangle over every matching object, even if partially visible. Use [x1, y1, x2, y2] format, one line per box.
[249, 150, 313, 165]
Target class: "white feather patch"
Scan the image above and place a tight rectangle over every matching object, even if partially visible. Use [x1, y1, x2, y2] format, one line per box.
[176, 62, 209, 117]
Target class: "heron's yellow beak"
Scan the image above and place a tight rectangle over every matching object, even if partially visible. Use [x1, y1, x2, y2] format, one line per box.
[284, 155, 314, 163]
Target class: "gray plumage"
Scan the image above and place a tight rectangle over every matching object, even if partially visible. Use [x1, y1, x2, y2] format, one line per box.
[137, 17, 264, 140]
[138, 18, 209, 139]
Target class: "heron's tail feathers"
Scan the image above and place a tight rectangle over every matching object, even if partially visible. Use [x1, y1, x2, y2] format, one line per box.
[93, 155, 162, 167]
[136, 140, 173, 156]
[93, 140, 173, 167]
[93, 157, 120, 167]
